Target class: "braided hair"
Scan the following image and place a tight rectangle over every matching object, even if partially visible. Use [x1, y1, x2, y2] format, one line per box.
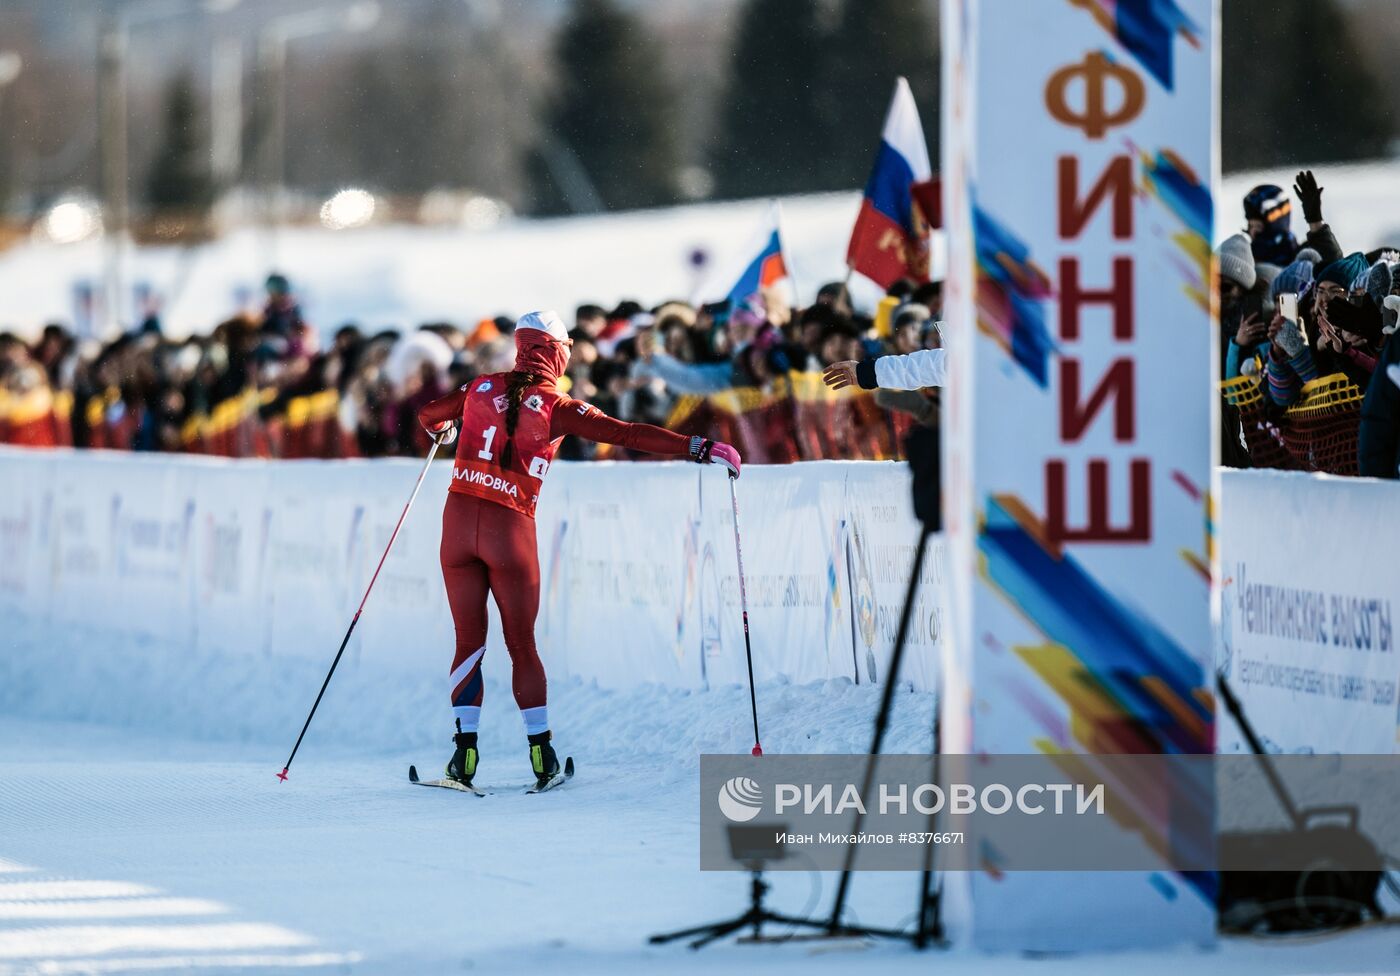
[499, 370, 541, 468]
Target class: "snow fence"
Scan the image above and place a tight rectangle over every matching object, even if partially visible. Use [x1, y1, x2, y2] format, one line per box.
[4, 448, 1395, 757]
[0, 449, 943, 726]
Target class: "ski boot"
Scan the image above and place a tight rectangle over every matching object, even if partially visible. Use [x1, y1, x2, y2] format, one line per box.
[446, 721, 479, 788]
[528, 730, 564, 792]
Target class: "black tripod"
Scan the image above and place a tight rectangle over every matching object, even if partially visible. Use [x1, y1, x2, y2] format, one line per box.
[651, 426, 946, 952]
[826, 423, 947, 947]
[649, 865, 836, 949]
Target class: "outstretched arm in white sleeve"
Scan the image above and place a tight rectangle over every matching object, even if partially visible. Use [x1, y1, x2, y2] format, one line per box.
[823, 348, 948, 391]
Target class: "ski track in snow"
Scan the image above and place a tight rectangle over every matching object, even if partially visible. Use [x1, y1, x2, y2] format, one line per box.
[3, 621, 1400, 973]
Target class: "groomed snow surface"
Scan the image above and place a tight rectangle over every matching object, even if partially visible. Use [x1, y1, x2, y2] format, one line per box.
[2, 619, 1398, 974]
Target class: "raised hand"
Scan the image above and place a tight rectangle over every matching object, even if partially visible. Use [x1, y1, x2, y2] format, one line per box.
[1293, 170, 1324, 225]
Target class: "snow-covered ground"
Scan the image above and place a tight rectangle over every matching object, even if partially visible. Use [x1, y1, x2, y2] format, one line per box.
[3, 158, 1398, 341]
[3, 619, 1400, 974]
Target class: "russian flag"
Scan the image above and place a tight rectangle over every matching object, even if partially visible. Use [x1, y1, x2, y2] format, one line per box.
[727, 229, 787, 306]
[846, 77, 935, 288]
[697, 201, 792, 308]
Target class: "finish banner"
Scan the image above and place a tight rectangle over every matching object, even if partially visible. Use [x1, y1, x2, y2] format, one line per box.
[941, 0, 1218, 951]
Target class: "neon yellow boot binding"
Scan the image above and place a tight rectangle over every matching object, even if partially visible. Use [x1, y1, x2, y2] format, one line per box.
[446, 721, 478, 787]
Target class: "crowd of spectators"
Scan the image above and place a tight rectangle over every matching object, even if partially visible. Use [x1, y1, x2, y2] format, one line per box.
[1216, 170, 1400, 478]
[9, 166, 1396, 477]
[0, 270, 943, 463]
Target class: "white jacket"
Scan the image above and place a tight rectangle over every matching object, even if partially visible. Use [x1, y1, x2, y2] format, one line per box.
[868, 348, 948, 390]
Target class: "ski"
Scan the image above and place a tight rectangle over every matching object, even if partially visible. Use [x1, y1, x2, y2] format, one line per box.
[408, 764, 488, 797]
[409, 758, 574, 795]
[526, 756, 574, 794]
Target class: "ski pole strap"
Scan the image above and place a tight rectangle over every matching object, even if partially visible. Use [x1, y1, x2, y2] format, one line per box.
[689, 435, 715, 464]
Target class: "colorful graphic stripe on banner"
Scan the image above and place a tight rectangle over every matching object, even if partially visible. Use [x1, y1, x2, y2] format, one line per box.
[1070, 0, 1203, 90]
[971, 201, 1055, 388]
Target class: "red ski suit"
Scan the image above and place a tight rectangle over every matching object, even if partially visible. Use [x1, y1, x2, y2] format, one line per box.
[417, 329, 692, 732]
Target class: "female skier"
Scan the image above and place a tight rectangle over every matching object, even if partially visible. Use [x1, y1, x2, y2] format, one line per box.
[416, 310, 741, 791]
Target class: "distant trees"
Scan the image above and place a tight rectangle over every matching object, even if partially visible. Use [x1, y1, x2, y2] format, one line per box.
[145, 71, 214, 218]
[528, 0, 680, 214]
[709, 0, 939, 200]
[116, 0, 1400, 221]
[1223, 0, 1391, 170]
[819, 0, 939, 190]
[709, 0, 829, 199]
[318, 41, 463, 196]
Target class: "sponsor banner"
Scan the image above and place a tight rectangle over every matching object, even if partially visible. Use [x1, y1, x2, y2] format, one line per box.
[941, 0, 1218, 950]
[701, 754, 1399, 872]
[43, 453, 122, 632]
[537, 461, 703, 688]
[0, 449, 52, 616]
[1219, 469, 1400, 754]
[105, 456, 198, 647]
[256, 467, 360, 661]
[339, 461, 456, 676]
[697, 463, 834, 688]
[690, 460, 945, 692]
[840, 463, 945, 692]
[188, 461, 273, 659]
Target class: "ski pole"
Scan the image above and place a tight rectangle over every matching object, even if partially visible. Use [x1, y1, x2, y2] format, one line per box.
[727, 473, 763, 757]
[278, 434, 445, 781]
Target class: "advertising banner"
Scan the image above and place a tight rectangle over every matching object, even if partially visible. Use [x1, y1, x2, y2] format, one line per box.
[0, 449, 51, 619]
[941, 0, 1219, 950]
[188, 460, 274, 660]
[1218, 469, 1399, 754]
[538, 461, 705, 688]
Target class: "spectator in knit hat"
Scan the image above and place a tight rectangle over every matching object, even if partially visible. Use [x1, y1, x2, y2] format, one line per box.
[1274, 256, 1315, 299]
[1310, 252, 1383, 386]
[1224, 266, 1278, 380]
[1228, 256, 1319, 380]
[1220, 232, 1265, 364]
[1217, 233, 1257, 306]
[1218, 233, 1257, 291]
[1243, 185, 1298, 265]
[1216, 233, 1260, 467]
[1312, 252, 1369, 317]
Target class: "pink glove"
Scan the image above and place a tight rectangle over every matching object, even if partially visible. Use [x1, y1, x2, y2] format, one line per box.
[710, 442, 741, 478]
[427, 420, 458, 446]
[690, 436, 741, 478]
